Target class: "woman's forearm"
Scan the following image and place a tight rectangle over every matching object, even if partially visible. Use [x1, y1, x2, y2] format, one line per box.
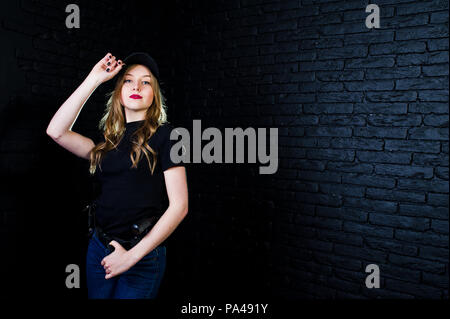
[46, 75, 101, 138]
[128, 204, 188, 264]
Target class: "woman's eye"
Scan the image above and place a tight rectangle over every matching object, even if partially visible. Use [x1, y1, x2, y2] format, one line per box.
[124, 79, 131, 83]
[143, 81, 150, 85]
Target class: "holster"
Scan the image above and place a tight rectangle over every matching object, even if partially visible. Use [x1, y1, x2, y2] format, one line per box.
[82, 202, 97, 239]
[83, 203, 159, 251]
[95, 215, 158, 251]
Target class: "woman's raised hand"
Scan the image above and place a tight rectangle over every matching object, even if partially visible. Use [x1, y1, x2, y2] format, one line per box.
[87, 52, 125, 85]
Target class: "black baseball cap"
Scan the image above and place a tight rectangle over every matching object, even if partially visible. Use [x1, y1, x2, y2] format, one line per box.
[119, 52, 160, 82]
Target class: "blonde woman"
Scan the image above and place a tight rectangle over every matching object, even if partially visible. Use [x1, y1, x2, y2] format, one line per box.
[46, 52, 188, 299]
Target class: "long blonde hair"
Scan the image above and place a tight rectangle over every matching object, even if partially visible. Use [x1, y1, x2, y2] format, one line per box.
[89, 64, 168, 176]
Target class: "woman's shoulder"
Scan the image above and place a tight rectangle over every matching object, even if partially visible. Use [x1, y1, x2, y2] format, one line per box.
[150, 122, 175, 145]
[155, 122, 176, 137]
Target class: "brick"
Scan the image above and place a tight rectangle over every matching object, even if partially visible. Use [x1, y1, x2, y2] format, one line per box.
[413, 153, 449, 167]
[397, 178, 449, 193]
[364, 237, 418, 257]
[418, 90, 449, 102]
[370, 41, 426, 55]
[342, 173, 396, 189]
[305, 127, 352, 137]
[367, 114, 422, 126]
[307, 149, 354, 161]
[369, 212, 429, 231]
[335, 243, 388, 262]
[355, 102, 408, 114]
[396, 0, 448, 15]
[366, 67, 421, 79]
[435, 167, 449, 180]
[397, 52, 449, 66]
[395, 229, 449, 248]
[300, 81, 343, 92]
[343, 221, 394, 239]
[346, 57, 395, 69]
[300, 60, 344, 71]
[319, 183, 366, 198]
[345, 197, 397, 213]
[423, 114, 449, 127]
[357, 151, 411, 164]
[344, 6, 394, 21]
[333, 138, 384, 151]
[273, 115, 318, 125]
[419, 246, 449, 262]
[345, 31, 394, 45]
[367, 187, 426, 203]
[316, 70, 364, 81]
[327, 162, 374, 174]
[428, 193, 449, 206]
[385, 140, 441, 153]
[399, 204, 448, 220]
[422, 65, 449, 76]
[319, 115, 366, 126]
[322, 22, 367, 35]
[428, 38, 449, 51]
[397, 78, 448, 90]
[345, 80, 395, 91]
[396, 24, 448, 41]
[374, 164, 433, 179]
[317, 45, 367, 59]
[303, 103, 353, 114]
[301, 38, 343, 50]
[389, 253, 446, 274]
[366, 91, 417, 102]
[408, 102, 449, 114]
[355, 127, 407, 138]
[383, 13, 429, 28]
[317, 92, 364, 102]
[430, 219, 449, 234]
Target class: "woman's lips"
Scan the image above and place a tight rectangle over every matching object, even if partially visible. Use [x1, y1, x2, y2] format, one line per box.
[129, 94, 142, 99]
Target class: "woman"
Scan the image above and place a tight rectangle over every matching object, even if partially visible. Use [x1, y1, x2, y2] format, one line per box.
[46, 52, 188, 299]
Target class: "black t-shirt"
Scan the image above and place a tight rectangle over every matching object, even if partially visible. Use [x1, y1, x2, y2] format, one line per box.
[92, 120, 184, 238]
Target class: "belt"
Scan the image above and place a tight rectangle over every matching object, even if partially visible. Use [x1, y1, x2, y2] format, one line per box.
[94, 216, 159, 251]
[95, 227, 139, 251]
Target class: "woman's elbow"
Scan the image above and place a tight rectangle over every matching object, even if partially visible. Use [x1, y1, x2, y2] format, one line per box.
[181, 202, 188, 216]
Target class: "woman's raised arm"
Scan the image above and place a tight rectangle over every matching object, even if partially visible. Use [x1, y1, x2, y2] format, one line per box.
[46, 52, 124, 159]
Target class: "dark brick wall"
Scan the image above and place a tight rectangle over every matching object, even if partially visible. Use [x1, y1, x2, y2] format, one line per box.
[0, 0, 448, 300]
[170, 0, 449, 299]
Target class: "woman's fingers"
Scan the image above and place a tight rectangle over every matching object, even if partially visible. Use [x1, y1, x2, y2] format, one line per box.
[109, 59, 124, 74]
[105, 55, 116, 72]
[102, 52, 112, 64]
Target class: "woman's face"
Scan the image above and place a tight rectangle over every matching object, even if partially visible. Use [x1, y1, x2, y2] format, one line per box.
[120, 64, 155, 112]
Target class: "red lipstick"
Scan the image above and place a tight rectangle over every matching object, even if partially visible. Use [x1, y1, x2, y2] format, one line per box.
[130, 94, 142, 99]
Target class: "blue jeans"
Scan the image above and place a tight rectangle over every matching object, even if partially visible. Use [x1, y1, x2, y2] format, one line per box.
[86, 230, 166, 299]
